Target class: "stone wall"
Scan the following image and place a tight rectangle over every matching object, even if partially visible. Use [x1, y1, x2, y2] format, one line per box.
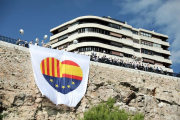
[0, 42, 180, 120]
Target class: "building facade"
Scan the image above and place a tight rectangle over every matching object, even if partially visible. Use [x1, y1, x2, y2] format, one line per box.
[49, 16, 172, 71]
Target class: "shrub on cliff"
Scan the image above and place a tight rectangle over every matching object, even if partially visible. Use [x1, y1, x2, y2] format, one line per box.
[80, 97, 144, 120]
[0, 113, 7, 120]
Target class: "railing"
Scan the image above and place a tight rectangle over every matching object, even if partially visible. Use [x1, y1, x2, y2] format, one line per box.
[0, 35, 29, 48]
[90, 56, 180, 78]
[0, 35, 18, 44]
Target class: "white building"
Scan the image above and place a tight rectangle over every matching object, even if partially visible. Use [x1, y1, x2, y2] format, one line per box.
[48, 16, 172, 72]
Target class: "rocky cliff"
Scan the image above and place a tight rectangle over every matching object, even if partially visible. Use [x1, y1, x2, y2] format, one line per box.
[0, 42, 180, 120]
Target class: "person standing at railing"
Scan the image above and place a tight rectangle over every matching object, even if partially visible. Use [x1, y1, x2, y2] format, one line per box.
[114, 58, 117, 65]
[109, 57, 112, 64]
[168, 69, 173, 76]
[136, 62, 139, 69]
[126, 60, 129, 68]
[152, 66, 156, 73]
[121, 60, 123, 67]
[160, 67, 163, 74]
[142, 64, 144, 70]
[120, 59, 123, 66]
[104, 55, 107, 63]
[16, 39, 20, 45]
[29, 40, 33, 44]
[125, 60, 128, 67]
[132, 60, 135, 69]
[134, 61, 136, 69]
[129, 62, 132, 68]
[99, 55, 102, 62]
[96, 56, 99, 62]
[25, 41, 28, 48]
[149, 64, 152, 72]
[144, 63, 147, 71]
[156, 67, 159, 73]
[131, 61, 133, 68]
[124, 60, 125, 66]
[112, 58, 114, 65]
[138, 61, 141, 70]
[117, 59, 120, 66]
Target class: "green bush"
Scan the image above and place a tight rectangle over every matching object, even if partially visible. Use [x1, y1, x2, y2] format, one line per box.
[80, 97, 144, 120]
[0, 113, 7, 120]
[131, 112, 144, 120]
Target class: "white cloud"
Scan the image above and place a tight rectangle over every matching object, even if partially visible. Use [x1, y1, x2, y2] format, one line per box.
[117, 0, 180, 64]
[119, 0, 161, 15]
[170, 50, 180, 64]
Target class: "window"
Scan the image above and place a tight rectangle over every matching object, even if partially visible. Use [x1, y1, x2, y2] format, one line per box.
[145, 50, 148, 54]
[83, 48, 85, 51]
[134, 49, 140, 52]
[153, 43, 161, 48]
[70, 31, 78, 36]
[157, 44, 161, 48]
[142, 49, 156, 56]
[58, 25, 68, 33]
[59, 34, 68, 41]
[132, 30, 138, 35]
[71, 22, 79, 26]
[79, 28, 85, 33]
[124, 53, 132, 58]
[110, 41, 122, 48]
[122, 27, 131, 31]
[141, 40, 153, 47]
[140, 31, 151, 38]
[154, 52, 161, 56]
[109, 23, 120, 29]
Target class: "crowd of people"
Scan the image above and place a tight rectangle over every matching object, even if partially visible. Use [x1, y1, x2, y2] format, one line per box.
[16, 39, 29, 47]
[89, 54, 175, 76]
[16, 39, 51, 48]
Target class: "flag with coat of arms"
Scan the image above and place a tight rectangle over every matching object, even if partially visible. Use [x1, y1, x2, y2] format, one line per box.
[29, 45, 90, 107]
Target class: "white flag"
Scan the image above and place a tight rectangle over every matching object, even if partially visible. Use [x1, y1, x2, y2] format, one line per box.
[29, 45, 90, 107]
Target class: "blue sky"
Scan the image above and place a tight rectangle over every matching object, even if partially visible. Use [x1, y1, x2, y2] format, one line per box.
[0, 0, 180, 73]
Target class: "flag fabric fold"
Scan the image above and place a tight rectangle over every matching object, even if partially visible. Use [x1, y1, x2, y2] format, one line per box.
[29, 45, 90, 107]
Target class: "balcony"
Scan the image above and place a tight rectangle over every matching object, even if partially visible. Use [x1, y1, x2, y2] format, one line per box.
[141, 54, 172, 64]
[50, 23, 134, 41]
[140, 44, 171, 55]
[140, 36, 170, 47]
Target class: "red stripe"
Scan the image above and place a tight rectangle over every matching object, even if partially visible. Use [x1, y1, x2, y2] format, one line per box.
[47, 58, 50, 75]
[57, 60, 60, 77]
[42, 60, 45, 74]
[61, 60, 79, 67]
[52, 58, 55, 77]
[62, 74, 82, 81]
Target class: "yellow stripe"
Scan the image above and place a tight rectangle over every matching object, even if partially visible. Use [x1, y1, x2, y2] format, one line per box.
[44, 58, 47, 75]
[40, 62, 42, 72]
[59, 61, 62, 77]
[61, 64, 65, 77]
[49, 57, 52, 76]
[61, 64, 83, 77]
[54, 58, 57, 77]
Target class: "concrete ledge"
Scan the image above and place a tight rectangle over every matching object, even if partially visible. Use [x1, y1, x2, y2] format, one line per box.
[0, 41, 29, 52]
[90, 61, 180, 81]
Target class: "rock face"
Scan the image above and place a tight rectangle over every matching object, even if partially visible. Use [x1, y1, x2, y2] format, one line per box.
[0, 43, 180, 120]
